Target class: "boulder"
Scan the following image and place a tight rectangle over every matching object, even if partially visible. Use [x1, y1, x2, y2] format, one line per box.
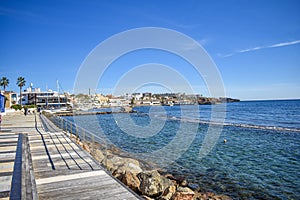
[101, 158, 116, 172]
[160, 185, 176, 200]
[82, 142, 91, 153]
[164, 174, 176, 180]
[173, 175, 188, 187]
[180, 179, 188, 187]
[114, 157, 143, 175]
[78, 141, 83, 147]
[93, 149, 104, 163]
[101, 155, 143, 178]
[138, 170, 173, 198]
[171, 187, 194, 200]
[120, 171, 140, 192]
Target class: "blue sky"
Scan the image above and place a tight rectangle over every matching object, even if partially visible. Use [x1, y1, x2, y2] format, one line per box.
[1, 0, 300, 100]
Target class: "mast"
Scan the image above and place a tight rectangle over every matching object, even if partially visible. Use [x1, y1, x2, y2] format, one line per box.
[57, 80, 60, 108]
[46, 84, 48, 109]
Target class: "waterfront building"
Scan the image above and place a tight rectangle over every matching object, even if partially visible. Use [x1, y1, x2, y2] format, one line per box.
[109, 98, 130, 107]
[1, 91, 17, 108]
[20, 87, 68, 108]
[142, 92, 152, 100]
[94, 94, 109, 106]
[132, 93, 143, 100]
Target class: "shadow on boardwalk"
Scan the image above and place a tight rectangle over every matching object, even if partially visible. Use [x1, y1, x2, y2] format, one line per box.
[1, 113, 140, 200]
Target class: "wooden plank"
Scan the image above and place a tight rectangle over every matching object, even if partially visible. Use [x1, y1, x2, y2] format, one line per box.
[2, 114, 140, 200]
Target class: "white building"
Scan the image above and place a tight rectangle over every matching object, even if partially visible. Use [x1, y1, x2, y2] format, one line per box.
[20, 87, 68, 108]
[132, 93, 143, 100]
[109, 98, 130, 107]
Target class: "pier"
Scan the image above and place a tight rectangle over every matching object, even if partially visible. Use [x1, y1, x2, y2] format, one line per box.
[53, 110, 136, 116]
[0, 112, 140, 199]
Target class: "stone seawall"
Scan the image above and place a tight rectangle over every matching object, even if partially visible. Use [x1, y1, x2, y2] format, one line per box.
[44, 112, 232, 200]
[68, 133, 232, 200]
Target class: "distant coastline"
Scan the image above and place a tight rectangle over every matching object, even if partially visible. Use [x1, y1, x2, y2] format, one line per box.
[241, 98, 300, 102]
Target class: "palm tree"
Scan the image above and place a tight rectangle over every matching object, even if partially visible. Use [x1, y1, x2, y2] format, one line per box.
[16, 77, 26, 105]
[0, 77, 9, 91]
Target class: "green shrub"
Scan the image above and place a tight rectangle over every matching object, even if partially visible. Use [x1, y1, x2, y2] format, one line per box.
[27, 105, 36, 108]
[11, 104, 22, 110]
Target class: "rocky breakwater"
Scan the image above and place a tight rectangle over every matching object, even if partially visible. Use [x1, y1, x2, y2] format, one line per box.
[73, 137, 232, 200]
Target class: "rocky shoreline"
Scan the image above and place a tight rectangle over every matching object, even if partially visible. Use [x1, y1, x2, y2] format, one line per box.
[70, 135, 232, 200]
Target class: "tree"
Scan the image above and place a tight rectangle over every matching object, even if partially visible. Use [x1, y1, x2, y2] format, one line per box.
[0, 77, 9, 91]
[16, 77, 26, 105]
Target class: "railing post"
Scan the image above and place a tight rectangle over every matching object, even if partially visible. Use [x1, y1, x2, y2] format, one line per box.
[66, 120, 68, 134]
[64, 120, 68, 134]
[83, 129, 86, 142]
[70, 121, 72, 138]
[75, 125, 78, 138]
[92, 134, 95, 155]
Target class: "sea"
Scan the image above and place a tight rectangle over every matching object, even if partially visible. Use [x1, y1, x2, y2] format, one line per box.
[63, 99, 300, 199]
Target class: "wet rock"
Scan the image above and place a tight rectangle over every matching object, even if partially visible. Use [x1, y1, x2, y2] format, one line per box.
[164, 174, 178, 186]
[172, 186, 194, 200]
[214, 194, 232, 200]
[187, 183, 199, 191]
[138, 170, 173, 198]
[160, 185, 176, 200]
[174, 175, 188, 186]
[164, 173, 176, 180]
[120, 171, 140, 192]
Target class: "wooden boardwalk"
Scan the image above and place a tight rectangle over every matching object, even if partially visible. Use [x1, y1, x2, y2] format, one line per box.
[0, 131, 18, 199]
[0, 113, 140, 200]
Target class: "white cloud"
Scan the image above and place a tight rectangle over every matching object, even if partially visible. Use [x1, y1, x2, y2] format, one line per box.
[269, 40, 300, 48]
[220, 40, 300, 58]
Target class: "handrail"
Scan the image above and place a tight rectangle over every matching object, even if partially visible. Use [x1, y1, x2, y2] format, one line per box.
[45, 114, 110, 154]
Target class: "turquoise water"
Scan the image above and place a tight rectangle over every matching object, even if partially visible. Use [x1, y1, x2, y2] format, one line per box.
[64, 100, 300, 199]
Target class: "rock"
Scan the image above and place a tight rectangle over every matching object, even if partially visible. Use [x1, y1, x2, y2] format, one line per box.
[160, 185, 176, 200]
[115, 157, 143, 175]
[101, 155, 143, 180]
[187, 183, 199, 191]
[138, 170, 173, 198]
[141, 195, 154, 200]
[164, 173, 176, 180]
[174, 175, 188, 186]
[82, 142, 91, 153]
[180, 179, 188, 187]
[172, 187, 194, 200]
[214, 194, 232, 200]
[78, 141, 83, 147]
[102, 158, 116, 172]
[93, 149, 104, 163]
[120, 171, 140, 192]
[206, 192, 217, 199]
[170, 180, 177, 187]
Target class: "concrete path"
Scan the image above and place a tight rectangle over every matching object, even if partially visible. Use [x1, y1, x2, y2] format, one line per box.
[0, 112, 140, 200]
